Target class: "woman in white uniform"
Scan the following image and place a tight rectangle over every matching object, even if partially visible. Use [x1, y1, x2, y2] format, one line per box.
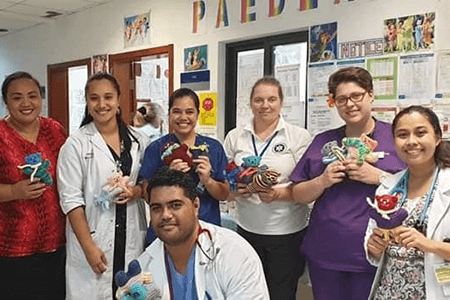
[365, 106, 450, 300]
[224, 77, 311, 299]
[57, 73, 149, 299]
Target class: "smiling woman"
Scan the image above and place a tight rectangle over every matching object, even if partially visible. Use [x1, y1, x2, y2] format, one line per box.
[57, 73, 150, 299]
[365, 106, 450, 300]
[0, 71, 67, 299]
[224, 77, 312, 300]
[290, 67, 406, 300]
[139, 88, 230, 246]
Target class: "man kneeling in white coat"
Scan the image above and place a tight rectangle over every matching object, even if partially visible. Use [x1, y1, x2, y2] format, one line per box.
[132, 167, 269, 300]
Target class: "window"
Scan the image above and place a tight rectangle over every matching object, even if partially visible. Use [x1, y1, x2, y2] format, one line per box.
[225, 31, 308, 134]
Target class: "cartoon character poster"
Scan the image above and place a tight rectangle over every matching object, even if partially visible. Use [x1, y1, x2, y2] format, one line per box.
[383, 12, 435, 54]
[184, 45, 208, 71]
[124, 12, 150, 48]
[310, 22, 338, 63]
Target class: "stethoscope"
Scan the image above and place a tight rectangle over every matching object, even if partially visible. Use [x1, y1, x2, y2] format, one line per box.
[389, 167, 439, 232]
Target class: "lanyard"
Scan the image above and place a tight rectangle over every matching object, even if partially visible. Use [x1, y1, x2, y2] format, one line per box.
[251, 131, 278, 158]
[389, 167, 439, 227]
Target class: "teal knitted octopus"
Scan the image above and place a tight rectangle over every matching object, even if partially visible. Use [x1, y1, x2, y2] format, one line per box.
[17, 152, 52, 185]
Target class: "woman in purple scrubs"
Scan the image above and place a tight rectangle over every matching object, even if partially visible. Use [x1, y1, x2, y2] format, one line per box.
[290, 67, 406, 300]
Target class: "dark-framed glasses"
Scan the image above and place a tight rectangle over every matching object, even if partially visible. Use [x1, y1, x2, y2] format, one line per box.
[334, 91, 367, 107]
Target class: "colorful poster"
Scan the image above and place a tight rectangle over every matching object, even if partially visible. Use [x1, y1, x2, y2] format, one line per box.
[199, 92, 217, 126]
[269, 0, 285, 17]
[310, 22, 337, 63]
[192, 0, 207, 34]
[339, 38, 383, 59]
[216, 0, 229, 28]
[241, 0, 256, 23]
[184, 45, 208, 71]
[383, 12, 435, 54]
[92, 54, 108, 74]
[366, 56, 398, 100]
[124, 12, 150, 48]
[300, 0, 318, 11]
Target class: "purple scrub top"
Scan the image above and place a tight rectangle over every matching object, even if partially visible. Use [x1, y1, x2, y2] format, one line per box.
[290, 120, 406, 272]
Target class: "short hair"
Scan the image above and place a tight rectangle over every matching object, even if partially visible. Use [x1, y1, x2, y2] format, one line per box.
[392, 105, 450, 169]
[146, 167, 197, 202]
[1, 71, 41, 104]
[168, 88, 200, 114]
[250, 77, 284, 103]
[328, 67, 373, 98]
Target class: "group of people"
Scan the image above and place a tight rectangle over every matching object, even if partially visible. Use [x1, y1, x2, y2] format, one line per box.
[1, 66, 450, 300]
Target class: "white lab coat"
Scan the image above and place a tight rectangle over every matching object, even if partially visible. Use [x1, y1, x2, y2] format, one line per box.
[57, 122, 150, 300]
[137, 220, 270, 300]
[364, 168, 450, 300]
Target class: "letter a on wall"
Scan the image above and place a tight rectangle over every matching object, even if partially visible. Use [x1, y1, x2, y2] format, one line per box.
[192, 0, 206, 34]
[216, 0, 229, 28]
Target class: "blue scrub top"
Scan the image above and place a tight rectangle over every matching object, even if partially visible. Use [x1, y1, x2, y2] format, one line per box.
[166, 248, 198, 300]
[140, 133, 227, 244]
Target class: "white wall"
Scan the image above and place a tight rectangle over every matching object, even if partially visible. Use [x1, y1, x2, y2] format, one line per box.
[1, 0, 449, 138]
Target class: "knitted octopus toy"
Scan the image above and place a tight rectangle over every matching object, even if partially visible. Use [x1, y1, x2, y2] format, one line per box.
[322, 134, 379, 165]
[115, 260, 160, 300]
[17, 152, 52, 185]
[367, 194, 408, 240]
[225, 157, 280, 193]
[94, 172, 132, 211]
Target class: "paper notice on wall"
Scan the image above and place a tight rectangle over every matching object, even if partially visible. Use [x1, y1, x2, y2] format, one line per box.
[307, 97, 344, 136]
[366, 56, 398, 100]
[236, 49, 264, 128]
[436, 51, 450, 98]
[198, 92, 217, 126]
[196, 126, 217, 139]
[371, 106, 397, 123]
[275, 64, 304, 127]
[308, 62, 336, 98]
[434, 102, 450, 140]
[398, 53, 435, 101]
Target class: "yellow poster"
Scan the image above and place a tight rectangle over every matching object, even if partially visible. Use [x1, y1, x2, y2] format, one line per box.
[199, 92, 217, 126]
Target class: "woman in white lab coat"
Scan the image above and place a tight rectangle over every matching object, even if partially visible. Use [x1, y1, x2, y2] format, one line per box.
[57, 73, 149, 299]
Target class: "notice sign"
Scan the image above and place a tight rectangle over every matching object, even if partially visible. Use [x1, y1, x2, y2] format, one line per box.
[339, 38, 384, 59]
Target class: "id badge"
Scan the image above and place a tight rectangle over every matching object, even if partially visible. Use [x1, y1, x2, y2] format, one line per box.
[434, 263, 450, 296]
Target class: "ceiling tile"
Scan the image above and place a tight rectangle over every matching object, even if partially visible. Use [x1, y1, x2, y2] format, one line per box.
[19, 0, 96, 12]
[4, 3, 66, 18]
[0, 11, 40, 29]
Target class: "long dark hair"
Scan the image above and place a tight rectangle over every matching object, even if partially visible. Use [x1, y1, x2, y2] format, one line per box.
[392, 105, 450, 169]
[80, 73, 139, 151]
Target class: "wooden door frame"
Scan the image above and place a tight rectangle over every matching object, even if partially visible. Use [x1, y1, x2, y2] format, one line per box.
[47, 58, 91, 132]
[109, 44, 174, 124]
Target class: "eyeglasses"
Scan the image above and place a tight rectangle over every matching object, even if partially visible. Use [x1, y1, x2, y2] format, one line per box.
[334, 91, 367, 107]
